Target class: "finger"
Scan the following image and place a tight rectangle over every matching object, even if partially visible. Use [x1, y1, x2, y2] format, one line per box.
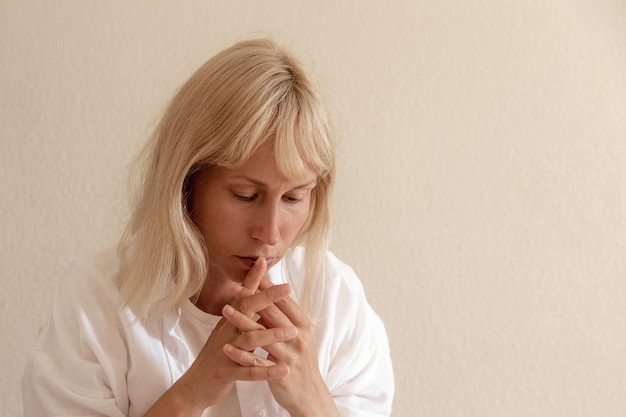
[223, 344, 277, 367]
[222, 304, 265, 332]
[236, 326, 298, 351]
[233, 283, 292, 318]
[223, 303, 297, 348]
[233, 326, 298, 352]
[232, 285, 293, 327]
[257, 340, 292, 364]
[241, 256, 267, 293]
[258, 277, 310, 327]
[254, 299, 292, 330]
[230, 362, 289, 381]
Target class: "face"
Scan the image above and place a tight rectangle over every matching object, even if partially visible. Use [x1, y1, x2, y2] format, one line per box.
[189, 141, 317, 285]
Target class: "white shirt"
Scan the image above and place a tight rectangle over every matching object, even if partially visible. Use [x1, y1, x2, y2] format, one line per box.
[22, 247, 394, 416]
[177, 301, 241, 417]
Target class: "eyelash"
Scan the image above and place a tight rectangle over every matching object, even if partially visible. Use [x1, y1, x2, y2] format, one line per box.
[233, 193, 301, 203]
[284, 195, 301, 203]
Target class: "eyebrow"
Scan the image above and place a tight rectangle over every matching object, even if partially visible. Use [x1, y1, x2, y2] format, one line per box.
[230, 175, 317, 190]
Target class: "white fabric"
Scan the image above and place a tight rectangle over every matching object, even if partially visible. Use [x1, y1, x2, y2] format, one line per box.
[177, 301, 242, 417]
[22, 246, 394, 417]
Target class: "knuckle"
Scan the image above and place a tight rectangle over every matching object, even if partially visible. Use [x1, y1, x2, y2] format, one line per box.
[266, 284, 288, 301]
[264, 285, 276, 298]
[266, 304, 281, 318]
[291, 334, 309, 351]
[261, 367, 274, 379]
[302, 321, 316, 335]
[241, 331, 257, 345]
[284, 351, 298, 365]
[215, 366, 230, 380]
[246, 366, 260, 379]
[275, 327, 293, 339]
[238, 297, 250, 313]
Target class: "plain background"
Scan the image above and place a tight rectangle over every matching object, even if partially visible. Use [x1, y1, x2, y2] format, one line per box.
[2, 1, 626, 416]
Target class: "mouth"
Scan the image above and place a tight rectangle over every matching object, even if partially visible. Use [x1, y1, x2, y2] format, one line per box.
[236, 256, 277, 269]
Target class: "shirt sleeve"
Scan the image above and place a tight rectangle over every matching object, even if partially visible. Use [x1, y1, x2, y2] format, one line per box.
[319, 254, 395, 417]
[22, 255, 130, 417]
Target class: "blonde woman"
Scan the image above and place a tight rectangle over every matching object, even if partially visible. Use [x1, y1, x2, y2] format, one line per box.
[23, 38, 394, 417]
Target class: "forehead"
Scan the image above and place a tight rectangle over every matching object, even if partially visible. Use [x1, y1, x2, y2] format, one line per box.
[221, 140, 316, 186]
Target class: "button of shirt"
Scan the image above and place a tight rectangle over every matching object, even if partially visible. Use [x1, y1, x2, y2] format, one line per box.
[256, 409, 266, 417]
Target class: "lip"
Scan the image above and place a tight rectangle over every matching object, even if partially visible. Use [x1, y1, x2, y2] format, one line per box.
[236, 256, 276, 269]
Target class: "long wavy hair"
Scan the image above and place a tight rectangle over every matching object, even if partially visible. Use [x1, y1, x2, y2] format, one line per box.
[117, 39, 335, 321]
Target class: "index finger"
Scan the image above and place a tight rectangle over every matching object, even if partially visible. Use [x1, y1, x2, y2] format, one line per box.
[232, 283, 292, 318]
[240, 256, 267, 293]
[230, 282, 293, 326]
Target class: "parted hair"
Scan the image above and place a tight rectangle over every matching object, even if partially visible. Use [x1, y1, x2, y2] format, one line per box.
[117, 38, 335, 321]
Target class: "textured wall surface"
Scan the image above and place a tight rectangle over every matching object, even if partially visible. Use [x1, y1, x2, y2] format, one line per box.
[2, 1, 626, 416]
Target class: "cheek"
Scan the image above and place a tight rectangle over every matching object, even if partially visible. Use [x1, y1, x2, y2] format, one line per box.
[283, 206, 312, 236]
[196, 202, 246, 242]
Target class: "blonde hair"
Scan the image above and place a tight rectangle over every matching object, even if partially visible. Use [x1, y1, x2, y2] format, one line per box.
[117, 39, 335, 321]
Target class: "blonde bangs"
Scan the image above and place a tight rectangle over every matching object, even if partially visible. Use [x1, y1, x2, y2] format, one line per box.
[193, 74, 334, 183]
[273, 86, 334, 181]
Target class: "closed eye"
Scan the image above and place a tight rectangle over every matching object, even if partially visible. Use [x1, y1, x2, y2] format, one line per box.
[283, 195, 304, 203]
[233, 193, 257, 202]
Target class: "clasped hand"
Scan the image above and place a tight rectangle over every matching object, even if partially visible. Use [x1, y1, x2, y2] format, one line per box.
[175, 257, 331, 416]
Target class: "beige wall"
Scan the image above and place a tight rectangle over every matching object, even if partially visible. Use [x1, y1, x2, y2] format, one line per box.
[2, 1, 626, 416]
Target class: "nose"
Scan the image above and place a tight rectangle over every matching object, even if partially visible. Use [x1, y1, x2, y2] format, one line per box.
[250, 201, 280, 246]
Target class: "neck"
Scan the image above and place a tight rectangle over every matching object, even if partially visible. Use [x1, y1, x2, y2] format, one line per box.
[193, 278, 233, 315]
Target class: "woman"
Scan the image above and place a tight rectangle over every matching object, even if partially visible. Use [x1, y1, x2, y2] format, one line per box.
[23, 38, 394, 417]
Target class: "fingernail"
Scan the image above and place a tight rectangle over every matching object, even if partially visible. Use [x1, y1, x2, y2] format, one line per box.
[223, 304, 234, 315]
[286, 327, 297, 337]
[233, 285, 243, 293]
[224, 344, 234, 353]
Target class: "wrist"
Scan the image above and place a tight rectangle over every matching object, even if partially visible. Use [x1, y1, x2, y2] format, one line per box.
[143, 377, 206, 417]
[287, 383, 339, 417]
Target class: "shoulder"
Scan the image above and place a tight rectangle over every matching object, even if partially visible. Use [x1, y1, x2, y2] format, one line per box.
[23, 249, 134, 415]
[319, 250, 368, 307]
[55, 249, 122, 319]
[35, 248, 132, 348]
